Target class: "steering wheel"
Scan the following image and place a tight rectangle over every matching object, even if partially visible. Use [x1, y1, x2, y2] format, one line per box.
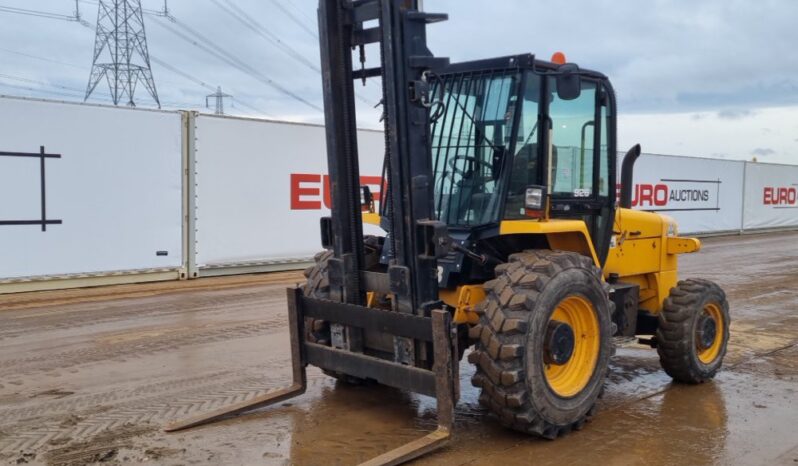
[447, 155, 493, 178]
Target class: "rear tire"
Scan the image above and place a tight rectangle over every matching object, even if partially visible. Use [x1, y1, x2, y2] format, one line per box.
[656, 279, 730, 383]
[468, 250, 613, 439]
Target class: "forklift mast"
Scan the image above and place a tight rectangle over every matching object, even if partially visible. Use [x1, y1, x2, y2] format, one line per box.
[318, 0, 450, 322]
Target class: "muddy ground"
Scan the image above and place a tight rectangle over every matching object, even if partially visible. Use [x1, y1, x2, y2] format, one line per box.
[0, 231, 796, 466]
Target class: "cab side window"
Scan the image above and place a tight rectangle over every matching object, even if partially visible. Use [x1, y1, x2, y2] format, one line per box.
[548, 80, 597, 198]
[598, 103, 610, 197]
[504, 73, 543, 219]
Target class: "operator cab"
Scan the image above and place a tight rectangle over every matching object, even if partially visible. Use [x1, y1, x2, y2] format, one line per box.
[428, 54, 617, 284]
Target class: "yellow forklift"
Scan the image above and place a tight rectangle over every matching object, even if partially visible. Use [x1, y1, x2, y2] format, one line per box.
[166, 1, 730, 463]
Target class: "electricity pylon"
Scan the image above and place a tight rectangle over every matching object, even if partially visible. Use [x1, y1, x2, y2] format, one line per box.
[84, 0, 160, 108]
[206, 86, 233, 115]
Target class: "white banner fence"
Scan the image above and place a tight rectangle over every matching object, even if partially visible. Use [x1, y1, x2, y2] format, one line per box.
[742, 162, 798, 230]
[618, 153, 747, 235]
[1, 96, 796, 291]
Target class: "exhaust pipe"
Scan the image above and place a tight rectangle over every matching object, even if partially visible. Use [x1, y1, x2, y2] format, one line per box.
[619, 144, 641, 209]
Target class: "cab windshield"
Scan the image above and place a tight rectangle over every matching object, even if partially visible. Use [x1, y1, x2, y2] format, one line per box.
[429, 67, 612, 230]
[430, 72, 519, 226]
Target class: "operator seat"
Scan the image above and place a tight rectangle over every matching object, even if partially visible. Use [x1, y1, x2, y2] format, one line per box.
[510, 143, 538, 194]
[509, 143, 559, 192]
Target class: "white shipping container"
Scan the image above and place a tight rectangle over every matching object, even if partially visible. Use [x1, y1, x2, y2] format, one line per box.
[192, 114, 385, 273]
[0, 96, 184, 280]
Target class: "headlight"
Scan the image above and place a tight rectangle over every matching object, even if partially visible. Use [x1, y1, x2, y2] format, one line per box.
[525, 186, 545, 210]
[667, 222, 678, 237]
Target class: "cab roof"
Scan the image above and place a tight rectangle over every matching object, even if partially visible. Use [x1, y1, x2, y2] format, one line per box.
[434, 53, 607, 81]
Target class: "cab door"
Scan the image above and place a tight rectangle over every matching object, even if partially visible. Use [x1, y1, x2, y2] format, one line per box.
[546, 77, 616, 264]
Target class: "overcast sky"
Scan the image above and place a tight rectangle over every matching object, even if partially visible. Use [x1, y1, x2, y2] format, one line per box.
[0, 0, 796, 163]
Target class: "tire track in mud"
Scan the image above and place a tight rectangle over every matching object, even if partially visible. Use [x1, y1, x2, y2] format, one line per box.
[0, 317, 287, 378]
[43, 425, 156, 466]
[0, 290, 284, 342]
[0, 284, 303, 461]
[0, 372, 233, 421]
[0, 365, 328, 456]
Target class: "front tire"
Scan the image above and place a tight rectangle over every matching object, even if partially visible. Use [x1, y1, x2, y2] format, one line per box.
[656, 279, 730, 383]
[468, 250, 613, 439]
[303, 250, 367, 385]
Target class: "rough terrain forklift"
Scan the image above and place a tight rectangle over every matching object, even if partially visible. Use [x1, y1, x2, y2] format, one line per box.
[166, 0, 731, 463]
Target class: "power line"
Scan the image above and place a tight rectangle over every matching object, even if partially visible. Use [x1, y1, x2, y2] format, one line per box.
[266, 0, 318, 40]
[0, 81, 87, 100]
[286, 1, 316, 26]
[0, 73, 208, 109]
[0, 7, 268, 115]
[0, 4, 76, 21]
[0, 71, 119, 102]
[77, 0, 169, 19]
[0, 72, 93, 95]
[80, 6, 283, 116]
[0, 72, 191, 106]
[75, 20, 273, 117]
[148, 56, 215, 92]
[76, 0, 316, 116]
[150, 56, 273, 117]
[149, 14, 322, 112]
[0, 47, 84, 69]
[211, 0, 376, 107]
[1, 1, 317, 116]
[0, 44, 194, 91]
[210, 0, 320, 74]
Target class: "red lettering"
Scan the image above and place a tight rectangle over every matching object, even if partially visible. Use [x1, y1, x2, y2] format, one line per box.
[321, 175, 384, 210]
[293, 173, 384, 210]
[290, 173, 322, 210]
[654, 184, 668, 206]
[322, 175, 332, 209]
[764, 187, 798, 206]
[631, 183, 669, 207]
[764, 187, 774, 205]
[779, 188, 789, 205]
[639, 185, 653, 206]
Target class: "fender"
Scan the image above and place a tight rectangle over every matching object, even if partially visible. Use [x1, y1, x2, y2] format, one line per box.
[499, 219, 600, 267]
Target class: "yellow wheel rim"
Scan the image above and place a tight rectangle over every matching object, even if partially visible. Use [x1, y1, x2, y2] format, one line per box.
[697, 303, 724, 364]
[544, 296, 600, 398]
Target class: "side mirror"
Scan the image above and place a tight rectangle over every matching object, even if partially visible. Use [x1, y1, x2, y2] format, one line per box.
[556, 63, 581, 101]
